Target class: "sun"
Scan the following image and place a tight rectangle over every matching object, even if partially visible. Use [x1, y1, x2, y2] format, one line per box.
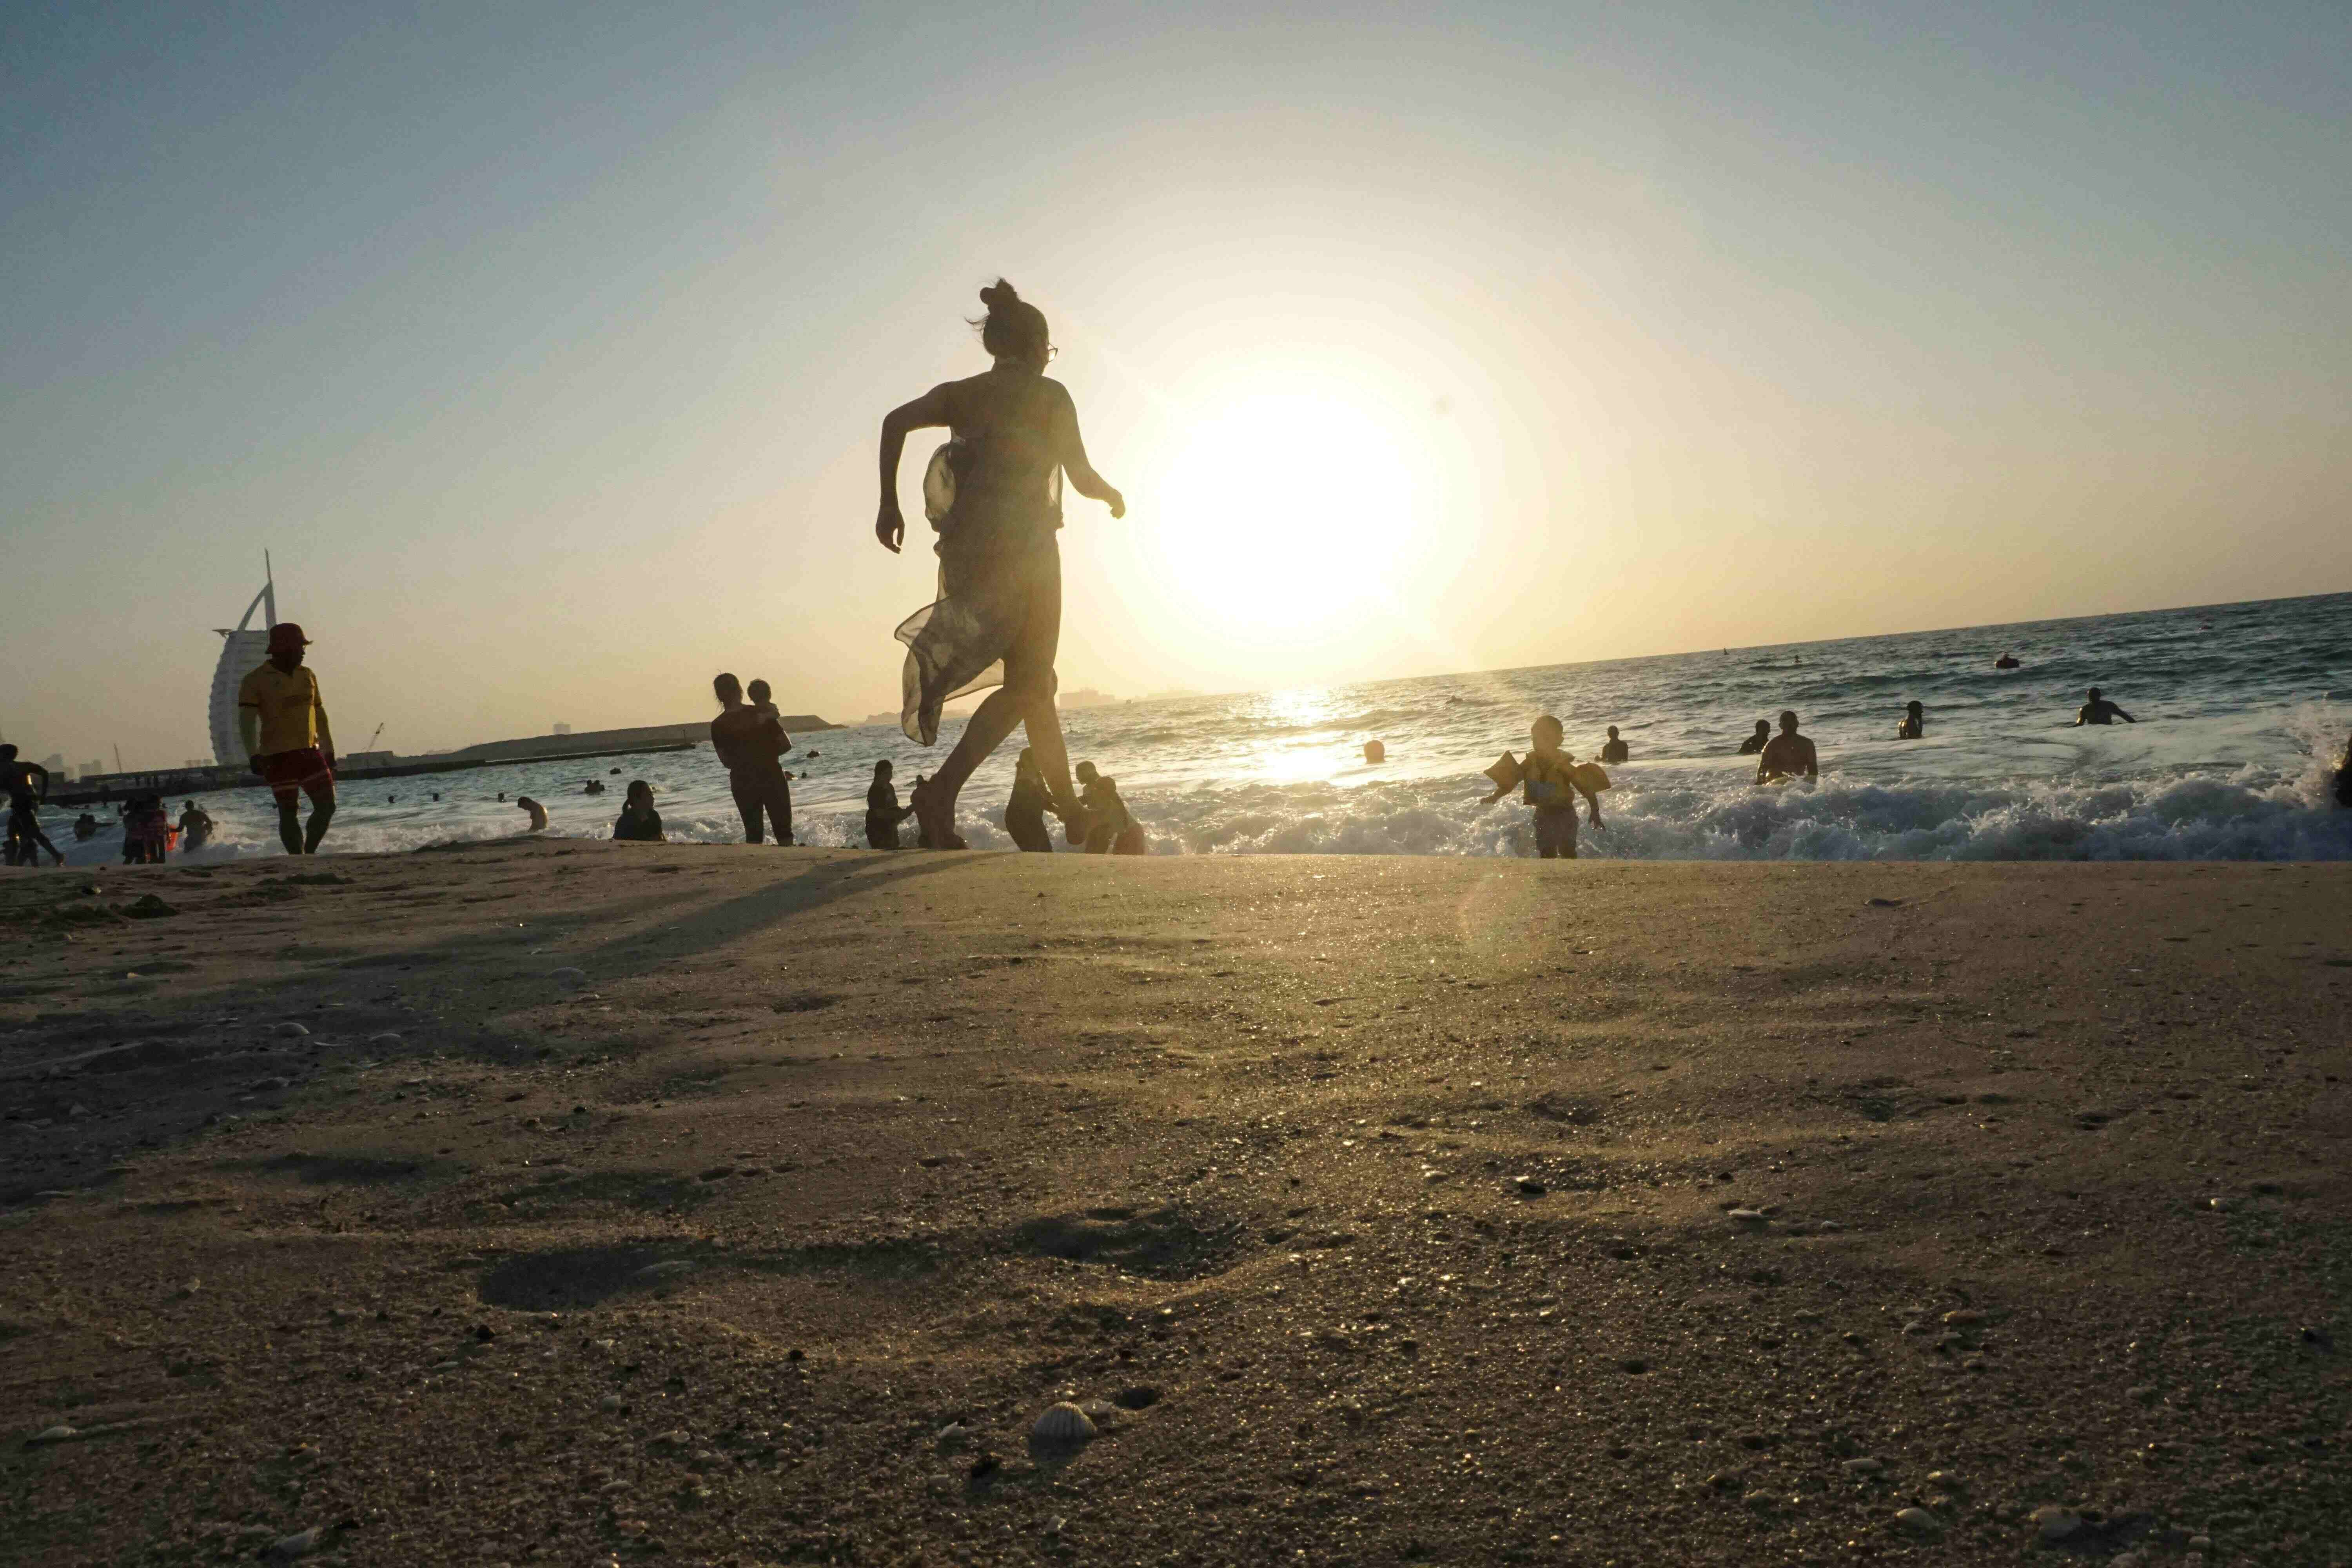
[1140, 386, 1434, 644]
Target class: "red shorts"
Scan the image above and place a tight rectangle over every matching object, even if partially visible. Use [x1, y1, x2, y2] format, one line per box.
[263, 747, 334, 806]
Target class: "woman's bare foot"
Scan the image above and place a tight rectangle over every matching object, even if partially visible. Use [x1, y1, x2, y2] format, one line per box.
[910, 779, 967, 851]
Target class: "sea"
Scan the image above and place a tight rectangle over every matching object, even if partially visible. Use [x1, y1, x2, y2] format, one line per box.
[40, 592, 2352, 866]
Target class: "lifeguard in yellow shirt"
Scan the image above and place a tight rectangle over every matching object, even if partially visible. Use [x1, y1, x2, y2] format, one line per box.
[238, 622, 337, 854]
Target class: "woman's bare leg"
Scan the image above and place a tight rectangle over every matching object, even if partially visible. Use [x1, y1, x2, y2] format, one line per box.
[916, 550, 1065, 849]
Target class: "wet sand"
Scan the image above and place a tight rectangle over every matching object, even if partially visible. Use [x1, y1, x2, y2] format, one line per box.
[1, 845, 2347, 1566]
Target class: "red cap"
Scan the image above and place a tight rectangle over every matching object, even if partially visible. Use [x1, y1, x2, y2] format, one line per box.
[267, 622, 310, 652]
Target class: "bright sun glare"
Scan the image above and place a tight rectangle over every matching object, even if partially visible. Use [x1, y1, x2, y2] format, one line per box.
[1146, 389, 1433, 642]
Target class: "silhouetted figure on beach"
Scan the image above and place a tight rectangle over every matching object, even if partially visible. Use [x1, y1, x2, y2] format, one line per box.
[1074, 762, 1145, 854]
[516, 796, 548, 832]
[0, 745, 64, 866]
[1737, 720, 1770, 755]
[2075, 687, 2135, 726]
[1004, 747, 1054, 853]
[1757, 710, 1818, 784]
[238, 621, 336, 854]
[710, 671, 794, 844]
[122, 794, 171, 864]
[878, 279, 1126, 851]
[178, 800, 214, 851]
[1483, 715, 1604, 859]
[2332, 731, 2352, 809]
[865, 760, 917, 849]
[612, 780, 664, 841]
[1599, 725, 1629, 764]
[1895, 700, 1924, 739]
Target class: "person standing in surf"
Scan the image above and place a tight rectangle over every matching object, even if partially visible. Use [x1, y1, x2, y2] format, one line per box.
[876, 279, 1126, 850]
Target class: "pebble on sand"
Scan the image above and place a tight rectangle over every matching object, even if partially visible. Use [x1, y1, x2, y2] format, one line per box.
[28, 1425, 77, 1444]
[265, 1526, 325, 1562]
[2032, 1505, 2083, 1542]
[275, 1022, 311, 1038]
[367, 1032, 403, 1047]
[552, 967, 588, 990]
[1031, 1403, 1097, 1444]
[1893, 1507, 1942, 1537]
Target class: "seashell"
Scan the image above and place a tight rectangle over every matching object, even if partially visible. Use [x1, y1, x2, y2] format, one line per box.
[28, 1425, 76, 1444]
[1726, 1209, 1767, 1224]
[276, 1021, 310, 1038]
[1078, 1399, 1120, 1424]
[1031, 1402, 1097, 1444]
[935, 1421, 968, 1444]
[1942, 1308, 1985, 1325]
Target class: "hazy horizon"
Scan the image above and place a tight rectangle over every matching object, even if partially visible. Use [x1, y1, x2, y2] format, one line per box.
[6, 3, 2348, 768]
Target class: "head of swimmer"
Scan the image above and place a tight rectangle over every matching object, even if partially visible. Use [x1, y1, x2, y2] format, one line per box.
[974, 279, 1051, 370]
[625, 780, 654, 807]
[712, 671, 742, 708]
[873, 759, 893, 780]
[1530, 715, 1565, 756]
[0, 745, 14, 763]
[1779, 710, 1801, 733]
[1606, 725, 1620, 740]
[1074, 760, 1100, 784]
[2087, 687, 2101, 702]
[1906, 701, 1923, 716]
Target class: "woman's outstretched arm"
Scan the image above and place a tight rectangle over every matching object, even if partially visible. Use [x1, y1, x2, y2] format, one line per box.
[877, 385, 953, 552]
[1052, 384, 1125, 517]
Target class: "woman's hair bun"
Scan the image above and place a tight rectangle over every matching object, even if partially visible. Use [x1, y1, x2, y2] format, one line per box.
[979, 278, 1020, 310]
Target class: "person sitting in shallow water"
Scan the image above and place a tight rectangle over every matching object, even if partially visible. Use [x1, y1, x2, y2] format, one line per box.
[1737, 719, 1770, 755]
[516, 796, 549, 832]
[1599, 725, 1629, 764]
[612, 780, 664, 842]
[1074, 762, 1145, 854]
[866, 760, 918, 849]
[1003, 748, 1055, 853]
[2333, 730, 2352, 809]
[1895, 700, 1925, 740]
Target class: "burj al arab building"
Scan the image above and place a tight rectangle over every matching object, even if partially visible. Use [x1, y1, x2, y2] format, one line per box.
[207, 562, 279, 767]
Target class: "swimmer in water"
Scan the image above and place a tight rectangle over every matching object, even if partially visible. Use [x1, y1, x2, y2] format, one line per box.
[516, 796, 548, 832]
[1895, 700, 1924, 740]
[612, 780, 664, 841]
[2074, 687, 2136, 726]
[1481, 715, 1603, 859]
[2333, 730, 2352, 809]
[1994, 652, 2020, 670]
[1074, 762, 1145, 854]
[1736, 719, 1770, 755]
[1599, 725, 1629, 764]
[1756, 710, 1818, 784]
[1363, 739, 1387, 765]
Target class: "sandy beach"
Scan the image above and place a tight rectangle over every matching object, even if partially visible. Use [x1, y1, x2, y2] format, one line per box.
[1, 844, 2346, 1566]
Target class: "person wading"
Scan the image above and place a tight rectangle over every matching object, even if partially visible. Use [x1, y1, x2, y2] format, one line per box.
[877, 279, 1127, 850]
[238, 622, 337, 854]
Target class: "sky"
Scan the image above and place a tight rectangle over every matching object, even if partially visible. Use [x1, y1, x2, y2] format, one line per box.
[3, 1, 2347, 768]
